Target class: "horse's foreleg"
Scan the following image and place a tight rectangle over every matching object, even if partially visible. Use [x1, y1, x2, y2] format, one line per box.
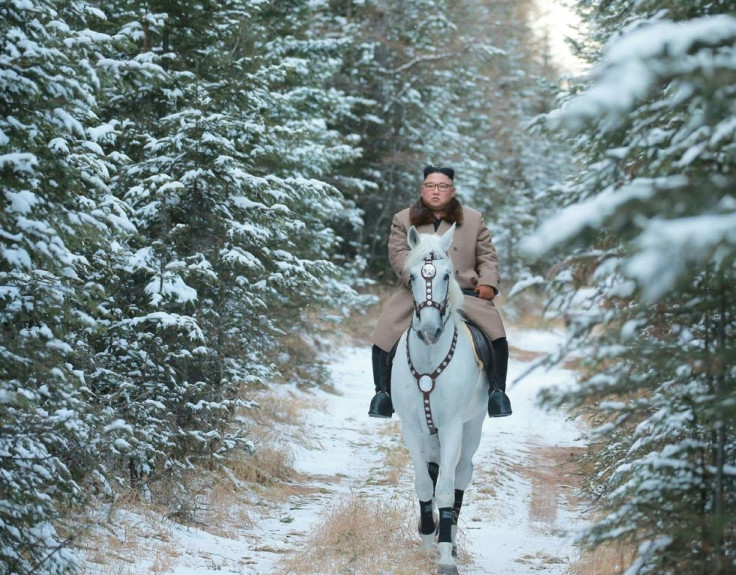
[428, 460, 439, 493]
[400, 425, 436, 548]
[450, 489, 463, 557]
[435, 425, 463, 570]
[455, 414, 484, 490]
[435, 425, 463, 509]
[449, 413, 485, 556]
[418, 499, 435, 548]
[403, 434, 434, 502]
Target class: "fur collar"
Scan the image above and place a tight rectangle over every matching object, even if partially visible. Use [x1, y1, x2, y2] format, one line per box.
[409, 197, 464, 227]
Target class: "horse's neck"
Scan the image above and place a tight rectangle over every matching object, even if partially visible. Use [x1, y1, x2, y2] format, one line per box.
[408, 315, 460, 369]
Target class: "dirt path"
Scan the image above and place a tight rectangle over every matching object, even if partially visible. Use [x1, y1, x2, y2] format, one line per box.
[257, 327, 588, 574]
[77, 325, 588, 574]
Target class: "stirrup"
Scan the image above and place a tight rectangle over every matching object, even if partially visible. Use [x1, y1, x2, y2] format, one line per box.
[488, 388, 512, 417]
[369, 391, 393, 418]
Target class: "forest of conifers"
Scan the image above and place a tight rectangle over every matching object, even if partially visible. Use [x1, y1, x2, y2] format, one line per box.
[2, 1, 735, 574]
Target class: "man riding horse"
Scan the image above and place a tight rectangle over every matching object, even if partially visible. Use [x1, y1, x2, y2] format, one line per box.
[369, 165, 511, 419]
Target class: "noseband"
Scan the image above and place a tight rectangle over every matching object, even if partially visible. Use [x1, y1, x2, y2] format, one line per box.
[413, 252, 449, 322]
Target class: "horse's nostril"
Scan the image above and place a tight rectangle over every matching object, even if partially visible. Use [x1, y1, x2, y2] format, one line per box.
[420, 328, 443, 345]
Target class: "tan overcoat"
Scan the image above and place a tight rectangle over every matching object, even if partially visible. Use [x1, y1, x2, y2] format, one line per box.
[372, 201, 506, 352]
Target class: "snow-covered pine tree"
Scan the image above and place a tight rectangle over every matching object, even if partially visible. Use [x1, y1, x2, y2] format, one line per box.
[527, 2, 736, 572]
[93, 0, 364, 489]
[240, 0, 365, 334]
[0, 0, 134, 572]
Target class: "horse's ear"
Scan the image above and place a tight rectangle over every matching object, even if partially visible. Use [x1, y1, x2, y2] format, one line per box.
[439, 222, 456, 253]
[408, 225, 421, 249]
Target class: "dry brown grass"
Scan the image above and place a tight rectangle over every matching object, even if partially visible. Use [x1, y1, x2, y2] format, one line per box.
[338, 285, 390, 346]
[75, 502, 181, 575]
[194, 471, 256, 533]
[504, 436, 637, 575]
[374, 420, 410, 486]
[381, 442, 410, 486]
[509, 345, 547, 362]
[498, 440, 634, 575]
[225, 442, 295, 487]
[275, 331, 334, 386]
[567, 542, 635, 575]
[75, 385, 323, 573]
[251, 386, 328, 425]
[525, 446, 586, 526]
[276, 494, 438, 575]
[224, 390, 325, 489]
[502, 289, 566, 332]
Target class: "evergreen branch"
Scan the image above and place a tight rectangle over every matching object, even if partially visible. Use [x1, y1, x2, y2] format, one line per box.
[381, 46, 471, 75]
[0, 454, 56, 461]
[26, 530, 83, 575]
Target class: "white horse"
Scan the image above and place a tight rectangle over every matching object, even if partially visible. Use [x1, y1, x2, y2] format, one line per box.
[391, 224, 489, 575]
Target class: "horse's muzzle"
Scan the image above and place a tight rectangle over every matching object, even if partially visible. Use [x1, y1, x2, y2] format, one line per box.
[420, 326, 443, 345]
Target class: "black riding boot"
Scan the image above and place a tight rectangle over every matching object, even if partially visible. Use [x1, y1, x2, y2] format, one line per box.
[369, 344, 394, 418]
[492, 337, 509, 392]
[488, 337, 512, 417]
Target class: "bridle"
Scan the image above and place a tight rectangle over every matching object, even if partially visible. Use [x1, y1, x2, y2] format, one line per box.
[412, 252, 450, 329]
[407, 250, 457, 435]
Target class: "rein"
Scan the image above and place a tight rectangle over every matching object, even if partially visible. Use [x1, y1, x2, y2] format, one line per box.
[406, 325, 459, 435]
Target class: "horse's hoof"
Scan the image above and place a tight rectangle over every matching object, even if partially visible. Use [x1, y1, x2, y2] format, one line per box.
[438, 565, 459, 575]
[420, 532, 435, 550]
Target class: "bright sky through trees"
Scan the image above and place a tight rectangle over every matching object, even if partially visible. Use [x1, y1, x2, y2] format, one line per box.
[530, 0, 587, 74]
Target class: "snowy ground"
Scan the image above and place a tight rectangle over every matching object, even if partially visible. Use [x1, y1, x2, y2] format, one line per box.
[78, 324, 588, 574]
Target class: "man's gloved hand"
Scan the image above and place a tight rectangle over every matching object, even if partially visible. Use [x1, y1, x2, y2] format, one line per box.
[474, 285, 496, 301]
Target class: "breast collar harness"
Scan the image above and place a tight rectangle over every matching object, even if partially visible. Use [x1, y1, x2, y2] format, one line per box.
[406, 325, 458, 435]
[407, 251, 458, 435]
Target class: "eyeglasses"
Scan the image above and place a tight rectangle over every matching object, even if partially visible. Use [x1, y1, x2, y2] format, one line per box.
[422, 182, 454, 192]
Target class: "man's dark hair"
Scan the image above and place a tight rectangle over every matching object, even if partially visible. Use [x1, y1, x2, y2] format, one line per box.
[423, 165, 455, 181]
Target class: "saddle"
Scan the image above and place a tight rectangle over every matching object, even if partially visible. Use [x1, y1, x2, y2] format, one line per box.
[462, 315, 512, 417]
[461, 316, 497, 390]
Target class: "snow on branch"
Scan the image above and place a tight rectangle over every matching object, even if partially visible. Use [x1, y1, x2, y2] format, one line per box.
[522, 175, 686, 256]
[626, 212, 736, 301]
[547, 15, 736, 133]
[381, 47, 473, 75]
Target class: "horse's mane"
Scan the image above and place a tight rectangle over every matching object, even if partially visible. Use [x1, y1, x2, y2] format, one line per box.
[403, 233, 464, 315]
